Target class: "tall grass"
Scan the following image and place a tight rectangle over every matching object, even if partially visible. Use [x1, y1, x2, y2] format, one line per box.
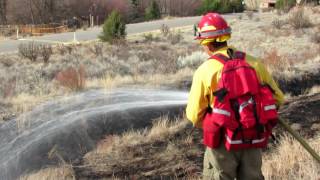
[263, 135, 320, 180]
[19, 166, 75, 180]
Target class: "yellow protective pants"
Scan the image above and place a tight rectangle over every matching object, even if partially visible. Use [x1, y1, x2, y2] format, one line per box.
[203, 144, 264, 180]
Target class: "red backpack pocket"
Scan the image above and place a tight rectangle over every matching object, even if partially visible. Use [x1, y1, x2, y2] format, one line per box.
[224, 127, 270, 151]
[203, 115, 222, 148]
[211, 96, 238, 130]
[237, 95, 256, 128]
[258, 86, 278, 124]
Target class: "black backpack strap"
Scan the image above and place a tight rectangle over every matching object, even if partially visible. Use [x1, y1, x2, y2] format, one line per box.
[227, 48, 234, 59]
[212, 88, 228, 102]
[233, 51, 246, 60]
[210, 53, 229, 64]
[211, 49, 246, 63]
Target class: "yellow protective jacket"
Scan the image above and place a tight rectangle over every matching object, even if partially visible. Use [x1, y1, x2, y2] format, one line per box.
[186, 47, 285, 128]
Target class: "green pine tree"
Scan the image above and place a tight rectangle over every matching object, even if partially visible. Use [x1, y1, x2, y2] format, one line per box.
[198, 0, 244, 14]
[131, 0, 138, 7]
[99, 11, 126, 43]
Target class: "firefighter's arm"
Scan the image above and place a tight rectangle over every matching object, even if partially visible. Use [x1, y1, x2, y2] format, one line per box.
[186, 69, 209, 128]
[258, 62, 285, 107]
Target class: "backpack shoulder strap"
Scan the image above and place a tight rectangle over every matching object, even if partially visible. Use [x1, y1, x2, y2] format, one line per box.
[233, 51, 246, 60]
[209, 53, 230, 64]
[209, 49, 246, 64]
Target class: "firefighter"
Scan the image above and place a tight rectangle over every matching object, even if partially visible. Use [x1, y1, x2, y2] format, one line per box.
[186, 13, 285, 180]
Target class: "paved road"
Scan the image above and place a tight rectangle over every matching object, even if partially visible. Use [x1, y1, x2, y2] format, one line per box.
[0, 14, 238, 53]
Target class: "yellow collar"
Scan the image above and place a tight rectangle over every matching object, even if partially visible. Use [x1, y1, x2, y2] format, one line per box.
[210, 46, 236, 58]
[211, 46, 231, 57]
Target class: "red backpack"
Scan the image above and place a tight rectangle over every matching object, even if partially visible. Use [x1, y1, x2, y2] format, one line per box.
[202, 49, 278, 151]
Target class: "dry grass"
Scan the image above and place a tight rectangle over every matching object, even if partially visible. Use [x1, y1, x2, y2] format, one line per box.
[8, 91, 59, 114]
[19, 166, 75, 180]
[88, 116, 189, 155]
[310, 30, 320, 44]
[271, 18, 287, 29]
[263, 135, 320, 180]
[77, 116, 203, 179]
[7, 92, 59, 131]
[288, 8, 313, 29]
[83, 122, 320, 179]
[306, 85, 320, 95]
[262, 49, 290, 74]
[86, 68, 193, 90]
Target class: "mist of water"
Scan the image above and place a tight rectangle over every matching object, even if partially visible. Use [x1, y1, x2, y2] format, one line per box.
[0, 89, 188, 180]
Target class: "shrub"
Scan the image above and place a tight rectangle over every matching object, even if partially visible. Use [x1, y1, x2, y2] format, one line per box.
[276, 0, 296, 12]
[177, 51, 208, 69]
[246, 11, 254, 20]
[0, 78, 16, 98]
[57, 45, 72, 55]
[65, 46, 74, 54]
[287, 9, 313, 29]
[198, 0, 244, 14]
[143, 33, 160, 42]
[272, 18, 286, 29]
[145, 0, 161, 21]
[18, 42, 41, 62]
[99, 11, 126, 43]
[228, 0, 245, 13]
[310, 31, 320, 44]
[167, 31, 183, 45]
[39, 44, 53, 63]
[160, 24, 170, 37]
[263, 49, 289, 73]
[198, 0, 220, 14]
[55, 65, 86, 91]
[89, 43, 103, 57]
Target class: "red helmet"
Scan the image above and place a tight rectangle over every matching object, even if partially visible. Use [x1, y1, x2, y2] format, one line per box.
[195, 13, 231, 40]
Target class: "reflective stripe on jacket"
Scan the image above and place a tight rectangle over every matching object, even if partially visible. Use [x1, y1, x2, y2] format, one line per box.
[186, 46, 285, 128]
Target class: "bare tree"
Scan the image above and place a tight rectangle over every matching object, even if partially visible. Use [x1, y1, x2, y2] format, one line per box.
[157, 0, 200, 16]
[7, 0, 69, 24]
[4, 0, 200, 25]
[0, 0, 7, 24]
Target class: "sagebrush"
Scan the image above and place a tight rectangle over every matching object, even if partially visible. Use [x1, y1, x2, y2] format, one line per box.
[18, 42, 41, 62]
